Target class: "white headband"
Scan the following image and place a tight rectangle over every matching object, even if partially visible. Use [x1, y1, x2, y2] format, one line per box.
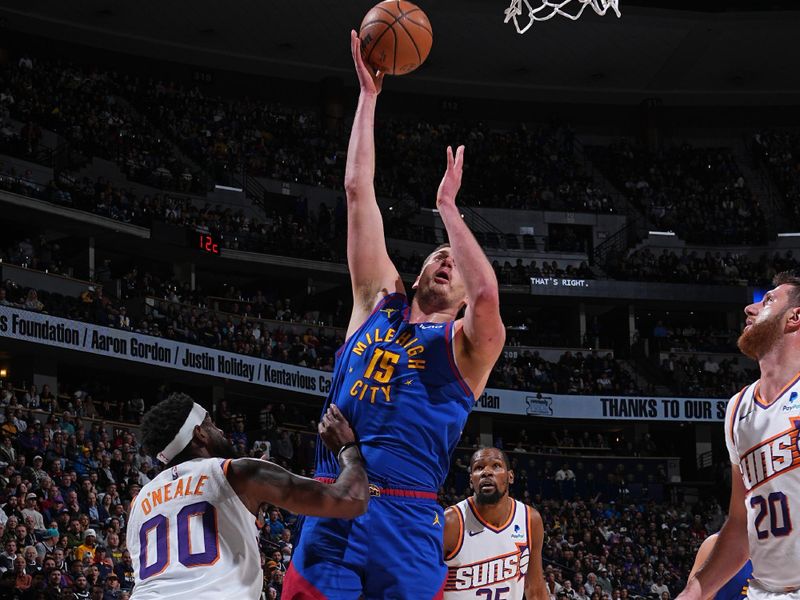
[156, 403, 207, 464]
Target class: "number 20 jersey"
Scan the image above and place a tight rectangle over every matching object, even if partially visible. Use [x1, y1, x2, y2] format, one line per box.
[725, 377, 800, 591]
[127, 458, 261, 600]
[314, 293, 475, 490]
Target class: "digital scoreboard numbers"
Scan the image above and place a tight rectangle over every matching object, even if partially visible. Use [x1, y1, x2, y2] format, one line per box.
[190, 231, 220, 255]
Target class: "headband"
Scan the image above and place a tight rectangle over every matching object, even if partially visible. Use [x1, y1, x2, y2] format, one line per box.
[156, 403, 207, 464]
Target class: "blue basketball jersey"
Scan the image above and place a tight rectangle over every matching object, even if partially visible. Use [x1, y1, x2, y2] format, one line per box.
[315, 293, 474, 491]
[715, 560, 752, 600]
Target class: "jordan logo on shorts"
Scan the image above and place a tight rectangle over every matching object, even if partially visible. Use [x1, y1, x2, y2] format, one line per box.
[433, 512, 441, 527]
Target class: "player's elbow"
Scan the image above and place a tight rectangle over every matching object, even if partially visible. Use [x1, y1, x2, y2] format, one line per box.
[344, 175, 369, 198]
[352, 494, 370, 518]
[336, 491, 369, 519]
[344, 178, 358, 196]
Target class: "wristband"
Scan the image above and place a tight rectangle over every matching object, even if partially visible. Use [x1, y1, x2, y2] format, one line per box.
[337, 442, 359, 462]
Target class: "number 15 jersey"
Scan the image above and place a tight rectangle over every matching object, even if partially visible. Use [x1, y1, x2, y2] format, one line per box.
[725, 377, 800, 591]
[314, 293, 475, 491]
[127, 458, 261, 599]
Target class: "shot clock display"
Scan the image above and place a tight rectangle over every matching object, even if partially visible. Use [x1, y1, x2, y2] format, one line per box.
[192, 231, 221, 255]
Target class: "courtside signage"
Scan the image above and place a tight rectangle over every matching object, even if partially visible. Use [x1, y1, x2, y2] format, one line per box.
[473, 389, 726, 422]
[0, 306, 331, 396]
[0, 306, 726, 421]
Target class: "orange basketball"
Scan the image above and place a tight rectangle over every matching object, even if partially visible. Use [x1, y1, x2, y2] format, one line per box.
[358, 0, 433, 76]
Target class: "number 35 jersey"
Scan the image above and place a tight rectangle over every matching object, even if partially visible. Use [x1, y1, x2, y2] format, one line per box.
[315, 293, 475, 491]
[725, 377, 800, 591]
[127, 458, 261, 600]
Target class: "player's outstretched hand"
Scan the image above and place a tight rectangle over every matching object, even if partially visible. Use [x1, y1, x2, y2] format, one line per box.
[351, 29, 384, 95]
[319, 404, 357, 454]
[436, 145, 465, 208]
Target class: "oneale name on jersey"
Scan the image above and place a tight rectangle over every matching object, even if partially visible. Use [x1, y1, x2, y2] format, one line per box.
[138, 475, 209, 515]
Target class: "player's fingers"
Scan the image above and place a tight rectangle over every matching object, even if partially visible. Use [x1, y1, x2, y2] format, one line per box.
[351, 30, 361, 64]
[456, 145, 465, 167]
[329, 404, 343, 420]
[446, 145, 454, 168]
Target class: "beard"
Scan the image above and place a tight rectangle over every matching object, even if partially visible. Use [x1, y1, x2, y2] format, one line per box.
[475, 487, 506, 505]
[414, 278, 451, 310]
[738, 311, 784, 360]
[414, 275, 466, 316]
[209, 436, 239, 459]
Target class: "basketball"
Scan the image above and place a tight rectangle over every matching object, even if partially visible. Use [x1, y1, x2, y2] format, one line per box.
[359, 0, 433, 76]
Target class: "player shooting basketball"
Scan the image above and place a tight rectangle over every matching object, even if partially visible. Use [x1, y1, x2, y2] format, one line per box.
[283, 30, 505, 600]
[676, 272, 800, 600]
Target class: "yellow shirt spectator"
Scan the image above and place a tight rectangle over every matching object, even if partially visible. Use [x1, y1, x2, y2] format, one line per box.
[75, 528, 97, 562]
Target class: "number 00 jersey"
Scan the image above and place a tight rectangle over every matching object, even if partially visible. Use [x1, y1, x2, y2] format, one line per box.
[444, 498, 532, 599]
[127, 458, 260, 600]
[725, 378, 800, 591]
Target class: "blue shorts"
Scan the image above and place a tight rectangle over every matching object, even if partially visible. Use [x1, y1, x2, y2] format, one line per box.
[283, 495, 446, 600]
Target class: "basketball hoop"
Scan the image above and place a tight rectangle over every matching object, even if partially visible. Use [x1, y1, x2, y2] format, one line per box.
[504, 0, 621, 34]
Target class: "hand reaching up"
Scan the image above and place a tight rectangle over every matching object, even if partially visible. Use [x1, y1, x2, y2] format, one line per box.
[350, 29, 384, 96]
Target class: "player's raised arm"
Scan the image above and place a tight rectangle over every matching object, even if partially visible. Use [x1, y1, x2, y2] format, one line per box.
[227, 405, 368, 519]
[344, 30, 403, 338]
[676, 465, 749, 600]
[436, 145, 505, 393]
[524, 508, 549, 600]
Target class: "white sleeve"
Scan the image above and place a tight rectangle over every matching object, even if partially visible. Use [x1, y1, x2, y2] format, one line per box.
[724, 389, 745, 467]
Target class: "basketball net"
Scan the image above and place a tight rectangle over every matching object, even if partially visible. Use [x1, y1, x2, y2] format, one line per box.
[504, 0, 621, 34]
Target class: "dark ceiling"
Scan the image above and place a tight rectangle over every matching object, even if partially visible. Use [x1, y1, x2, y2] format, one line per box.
[0, 0, 798, 104]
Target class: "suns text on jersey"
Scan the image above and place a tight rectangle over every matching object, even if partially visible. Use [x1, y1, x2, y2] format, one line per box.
[446, 550, 528, 592]
[348, 326, 427, 404]
[739, 419, 800, 490]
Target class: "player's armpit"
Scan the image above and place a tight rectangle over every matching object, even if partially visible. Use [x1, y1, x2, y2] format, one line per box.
[227, 457, 369, 520]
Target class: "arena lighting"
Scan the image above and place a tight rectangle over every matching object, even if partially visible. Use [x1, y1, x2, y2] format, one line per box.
[0, 369, 7, 378]
[648, 230, 676, 236]
[777, 232, 800, 237]
[214, 184, 243, 192]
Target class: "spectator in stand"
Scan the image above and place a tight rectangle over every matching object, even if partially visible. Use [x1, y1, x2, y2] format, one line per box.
[35, 528, 60, 561]
[555, 463, 576, 481]
[0, 554, 32, 596]
[0, 539, 16, 573]
[23, 289, 43, 312]
[607, 247, 798, 287]
[21, 493, 44, 531]
[590, 141, 765, 244]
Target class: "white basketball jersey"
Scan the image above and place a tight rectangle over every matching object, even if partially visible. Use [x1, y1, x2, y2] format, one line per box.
[127, 458, 261, 599]
[725, 377, 800, 591]
[444, 497, 532, 599]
